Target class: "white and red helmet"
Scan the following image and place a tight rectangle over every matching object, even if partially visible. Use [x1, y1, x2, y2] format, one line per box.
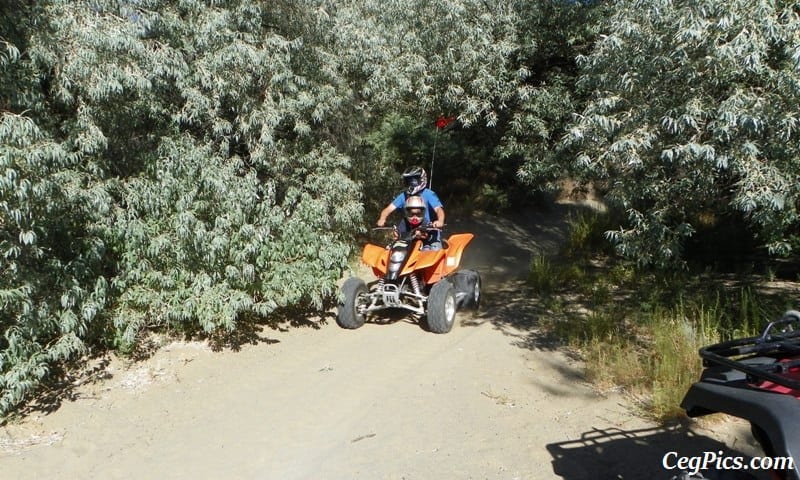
[404, 195, 426, 227]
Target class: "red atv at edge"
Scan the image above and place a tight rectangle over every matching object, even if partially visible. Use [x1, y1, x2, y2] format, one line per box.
[679, 310, 800, 480]
[336, 224, 480, 333]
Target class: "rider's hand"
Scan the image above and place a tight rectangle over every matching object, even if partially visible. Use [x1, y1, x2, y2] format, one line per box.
[432, 220, 443, 229]
[376, 217, 386, 227]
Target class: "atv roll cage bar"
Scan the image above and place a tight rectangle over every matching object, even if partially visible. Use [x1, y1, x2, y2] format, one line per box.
[699, 310, 800, 391]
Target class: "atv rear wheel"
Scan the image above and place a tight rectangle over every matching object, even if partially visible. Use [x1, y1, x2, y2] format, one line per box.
[426, 281, 456, 334]
[337, 277, 367, 329]
[452, 269, 481, 310]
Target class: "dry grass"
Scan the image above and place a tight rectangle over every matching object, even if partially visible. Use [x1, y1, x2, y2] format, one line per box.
[532, 210, 798, 422]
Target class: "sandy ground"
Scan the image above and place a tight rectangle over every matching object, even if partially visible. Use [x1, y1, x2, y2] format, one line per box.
[0, 203, 767, 480]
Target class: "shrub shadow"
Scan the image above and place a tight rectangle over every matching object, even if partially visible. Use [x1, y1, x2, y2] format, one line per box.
[3, 356, 112, 424]
[206, 307, 335, 352]
[451, 202, 598, 351]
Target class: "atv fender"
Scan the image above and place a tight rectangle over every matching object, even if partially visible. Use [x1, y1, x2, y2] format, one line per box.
[423, 233, 474, 284]
[401, 249, 446, 279]
[682, 380, 800, 479]
[362, 243, 389, 277]
[445, 233, 474, 268]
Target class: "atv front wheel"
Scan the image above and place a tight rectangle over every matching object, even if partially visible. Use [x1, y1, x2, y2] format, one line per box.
[337, 277, 367, 329]
[427, 281, 456, 334]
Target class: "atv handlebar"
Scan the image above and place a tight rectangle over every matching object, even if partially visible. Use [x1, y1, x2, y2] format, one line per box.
[417, 223, 444, 232]
[372, 223, 445, 230]
[372, 223, 445, 243]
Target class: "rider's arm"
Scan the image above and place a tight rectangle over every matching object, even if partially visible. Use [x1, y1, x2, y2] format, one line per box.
[433, 206, 445, 228]
[378, 193, 406, 226]
[377, 203, 397, 227]
[422, 189, 445, 228]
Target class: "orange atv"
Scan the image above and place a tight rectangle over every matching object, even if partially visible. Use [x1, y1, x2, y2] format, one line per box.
[337, 225, 480, 333]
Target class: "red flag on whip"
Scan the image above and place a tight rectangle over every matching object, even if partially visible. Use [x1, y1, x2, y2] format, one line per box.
[435, 115, 456, 130]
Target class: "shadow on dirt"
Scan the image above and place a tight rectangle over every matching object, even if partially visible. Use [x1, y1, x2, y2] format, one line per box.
[451, 202, 594, 351]
[363, 309, 431, 331]
[547, 423, 764, 480]
[201, 308, 336, 352]
[3, 357, 113, 424]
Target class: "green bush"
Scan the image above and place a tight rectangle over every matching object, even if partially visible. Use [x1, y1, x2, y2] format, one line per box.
[1, 0, 367, 417]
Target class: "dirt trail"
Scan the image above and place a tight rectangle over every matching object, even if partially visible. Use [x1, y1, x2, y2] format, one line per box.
[1, 204, 764, 480]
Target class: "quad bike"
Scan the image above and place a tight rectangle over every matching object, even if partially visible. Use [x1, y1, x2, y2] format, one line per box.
[678, 310, 800, 480]
[336, 224, 480, 334]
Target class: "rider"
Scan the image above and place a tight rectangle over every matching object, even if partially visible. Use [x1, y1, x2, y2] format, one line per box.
[376, 166, 445, 232]
[395, 195, 442, 251]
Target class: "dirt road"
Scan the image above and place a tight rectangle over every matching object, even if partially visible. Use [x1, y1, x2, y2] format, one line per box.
[0, 205, 762, 479]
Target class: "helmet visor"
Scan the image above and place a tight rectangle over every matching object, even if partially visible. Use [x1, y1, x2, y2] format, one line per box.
[404, 176, 421, 188]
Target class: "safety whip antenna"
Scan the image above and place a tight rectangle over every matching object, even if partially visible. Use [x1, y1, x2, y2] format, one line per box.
[430, 128, 439, 190]
[431, 115, 455, 190]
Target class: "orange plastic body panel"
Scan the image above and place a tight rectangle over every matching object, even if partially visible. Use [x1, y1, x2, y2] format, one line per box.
[362, 243, 390, 278]
[360, 233, 474, 285]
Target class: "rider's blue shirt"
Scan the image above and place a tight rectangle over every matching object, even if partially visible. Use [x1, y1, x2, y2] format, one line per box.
[391, 188, 443, 224]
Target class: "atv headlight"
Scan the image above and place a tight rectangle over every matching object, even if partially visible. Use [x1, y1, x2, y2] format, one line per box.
[390, 251, 405, 262]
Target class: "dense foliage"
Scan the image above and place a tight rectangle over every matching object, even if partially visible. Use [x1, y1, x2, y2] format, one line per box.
[554, 0, 800, 265]
[1, 0, 367, 414]
[2, 0, 800, 415]
[0, 0, 545, 415]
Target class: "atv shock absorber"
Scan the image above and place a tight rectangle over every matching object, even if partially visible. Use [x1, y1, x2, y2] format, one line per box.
[409, 273, 421, 296]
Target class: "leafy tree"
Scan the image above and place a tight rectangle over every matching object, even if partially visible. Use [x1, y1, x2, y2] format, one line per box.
[330, 0, 560, 216]
[1, 0, 364, 415]
[1, 0, 111, 414]
[556, 0, 800, 266]
[97, 1, 363, 344]
[503, 1, 610, 191]
[330, 0, 526, 126]
[329, 1, 611, 215]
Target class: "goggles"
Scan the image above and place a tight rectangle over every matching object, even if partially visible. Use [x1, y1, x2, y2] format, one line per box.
[405, 208, 424, 219]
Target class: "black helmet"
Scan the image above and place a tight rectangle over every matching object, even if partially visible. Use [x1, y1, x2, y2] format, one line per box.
[402, 166, 427, 196]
